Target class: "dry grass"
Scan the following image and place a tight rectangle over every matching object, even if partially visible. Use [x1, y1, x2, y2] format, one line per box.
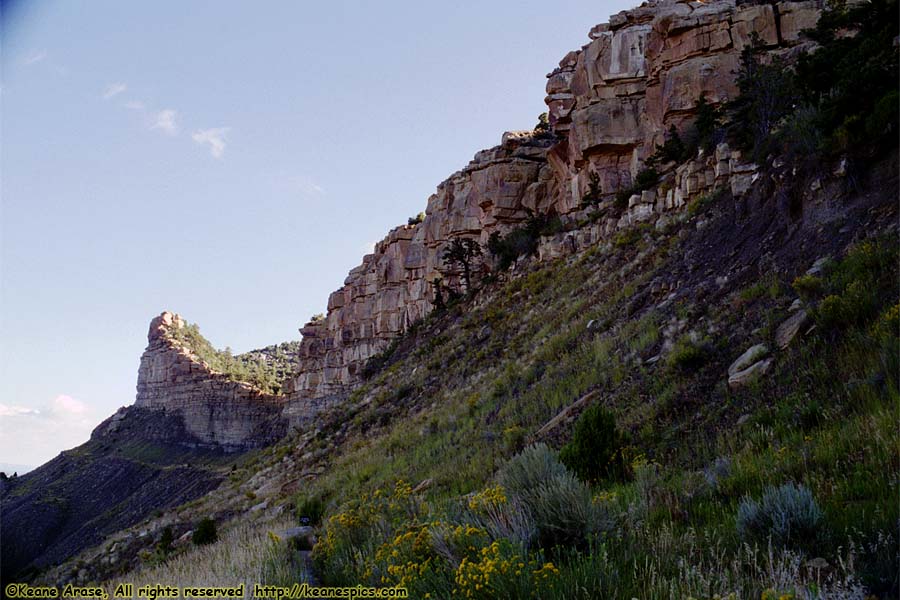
[104, 517, 304, 594]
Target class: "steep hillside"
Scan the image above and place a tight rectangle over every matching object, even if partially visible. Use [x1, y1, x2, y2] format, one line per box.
[7, 0, 898, 597]
[0, 408, 227, 581]
[0, 316, 297, 583]
[58, 150, 895, 597]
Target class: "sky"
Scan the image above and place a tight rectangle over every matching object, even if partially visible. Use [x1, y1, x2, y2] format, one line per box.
[0, 0, 636, 470]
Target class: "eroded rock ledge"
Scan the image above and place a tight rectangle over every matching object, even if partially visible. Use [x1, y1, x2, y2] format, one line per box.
[281, 0, 822, 425]
[282, 133, 560, 423]
[545, 0, 819, 204]
[135, 312, 286, 450]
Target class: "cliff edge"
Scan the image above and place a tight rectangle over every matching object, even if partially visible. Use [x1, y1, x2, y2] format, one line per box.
[136, 311, 287, 450]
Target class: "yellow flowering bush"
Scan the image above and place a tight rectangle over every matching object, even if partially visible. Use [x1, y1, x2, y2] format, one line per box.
[761, 588, 795, 600]
[452, 540, 559, 599]
[371, 522, 452, 596]
[430, 522, 490, 566]
[313, 480, 422, 586]
[467, 485, 507, 513]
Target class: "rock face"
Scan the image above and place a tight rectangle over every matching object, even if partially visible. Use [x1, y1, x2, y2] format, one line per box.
[281, 0, 822, 424]
[136, 312, 286, 449]
[545, 0, 820, 209]
[282, 134, 559, 423]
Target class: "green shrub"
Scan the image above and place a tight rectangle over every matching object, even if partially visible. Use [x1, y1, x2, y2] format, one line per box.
[497, 445, 608, 549]
[502, 426, 526, 454]
[528, 471, 608, 548]
[736, 482, 823, 550]
[648, 124, 691, 166]
[361, 338, 400, 379]
[157, 526, 174, 554]
[695, 93, 724, 153]
[558, 405, 627, 484]
[487, 211, 564, 270]
[296, 494, 326, 527]
[814, 240, 896, 332]
[666, 337, 709, 372]
[534, 112, 550, 134]
[581, 171, 603, 208]
[615, 168, 659, 210]
[193, 517, 218, 546]
[791, 274, 824, 300]
[498, 443, 568, 496]
[613, 228, 642, 248]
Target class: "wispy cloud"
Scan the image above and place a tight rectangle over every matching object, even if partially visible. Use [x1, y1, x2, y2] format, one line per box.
[286, 174, 325, 198]
[151, 109, 179, 135]
[124, 100, 145, 111]
[0, 394, 96, 466]
[22, 50, 47, 66]
[191, 127, 229, 159]
[102, 82, 127, 100]
[0, 404, 40, 417]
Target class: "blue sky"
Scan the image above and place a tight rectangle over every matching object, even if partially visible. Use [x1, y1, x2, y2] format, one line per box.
[0, 0, 635, 468]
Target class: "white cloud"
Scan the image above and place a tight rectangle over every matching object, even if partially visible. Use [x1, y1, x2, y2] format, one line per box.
[125, 100, 145, 111]
[102, 82, 127, 100]
[151, 109, 179, 135]
[22, 50, 47, 66]
[191, 127, 229, 159]
[0, 394, 97, 467]
[0, 403, 40, 417]
[285, 175, 325, 198]
[52, 394, 87, 415]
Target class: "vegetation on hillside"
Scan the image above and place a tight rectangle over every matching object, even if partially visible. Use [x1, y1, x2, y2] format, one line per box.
[61, 2, 900, 596]
[291, 230, 898, 598]
[729, 0, 899, 190]
[169, 323, 299, 394]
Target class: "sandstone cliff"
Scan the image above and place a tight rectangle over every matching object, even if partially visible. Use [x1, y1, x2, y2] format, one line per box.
[282, 132, 560, 422]
[544, 0, 819, 206]
[135, 312, 286, 449]
[281, 0, 822, 424]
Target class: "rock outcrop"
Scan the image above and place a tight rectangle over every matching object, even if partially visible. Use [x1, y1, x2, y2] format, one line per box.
[136, 312, 286, 449]
[282, 133, 559, 423]
[282, 0, 822, 424]
[545, 0, 820, 208]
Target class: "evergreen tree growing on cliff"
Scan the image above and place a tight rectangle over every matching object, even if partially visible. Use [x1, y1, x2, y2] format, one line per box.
[729, 33, 797, 161]
[695, 94, 724, 153]
[442, 238, 482, 294]
[431, 277, 446, 309]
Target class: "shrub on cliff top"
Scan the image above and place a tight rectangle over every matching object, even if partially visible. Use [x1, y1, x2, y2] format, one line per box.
[169, 322, 286, 394]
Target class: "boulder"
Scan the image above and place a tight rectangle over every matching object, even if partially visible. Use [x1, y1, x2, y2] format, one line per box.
[728, 358, 774, 389]
[728, 344, 770, 377]
[775, 310, 811, 349]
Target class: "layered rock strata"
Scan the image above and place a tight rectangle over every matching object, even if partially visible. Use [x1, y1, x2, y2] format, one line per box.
[282, 0, 821, 424]
[135, 312, 286, 449]
[282, 133, 559, 422]
[545, 0, 820, 207]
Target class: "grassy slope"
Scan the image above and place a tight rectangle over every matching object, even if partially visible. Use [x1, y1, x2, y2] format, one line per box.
[115, 156, 898, 598]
